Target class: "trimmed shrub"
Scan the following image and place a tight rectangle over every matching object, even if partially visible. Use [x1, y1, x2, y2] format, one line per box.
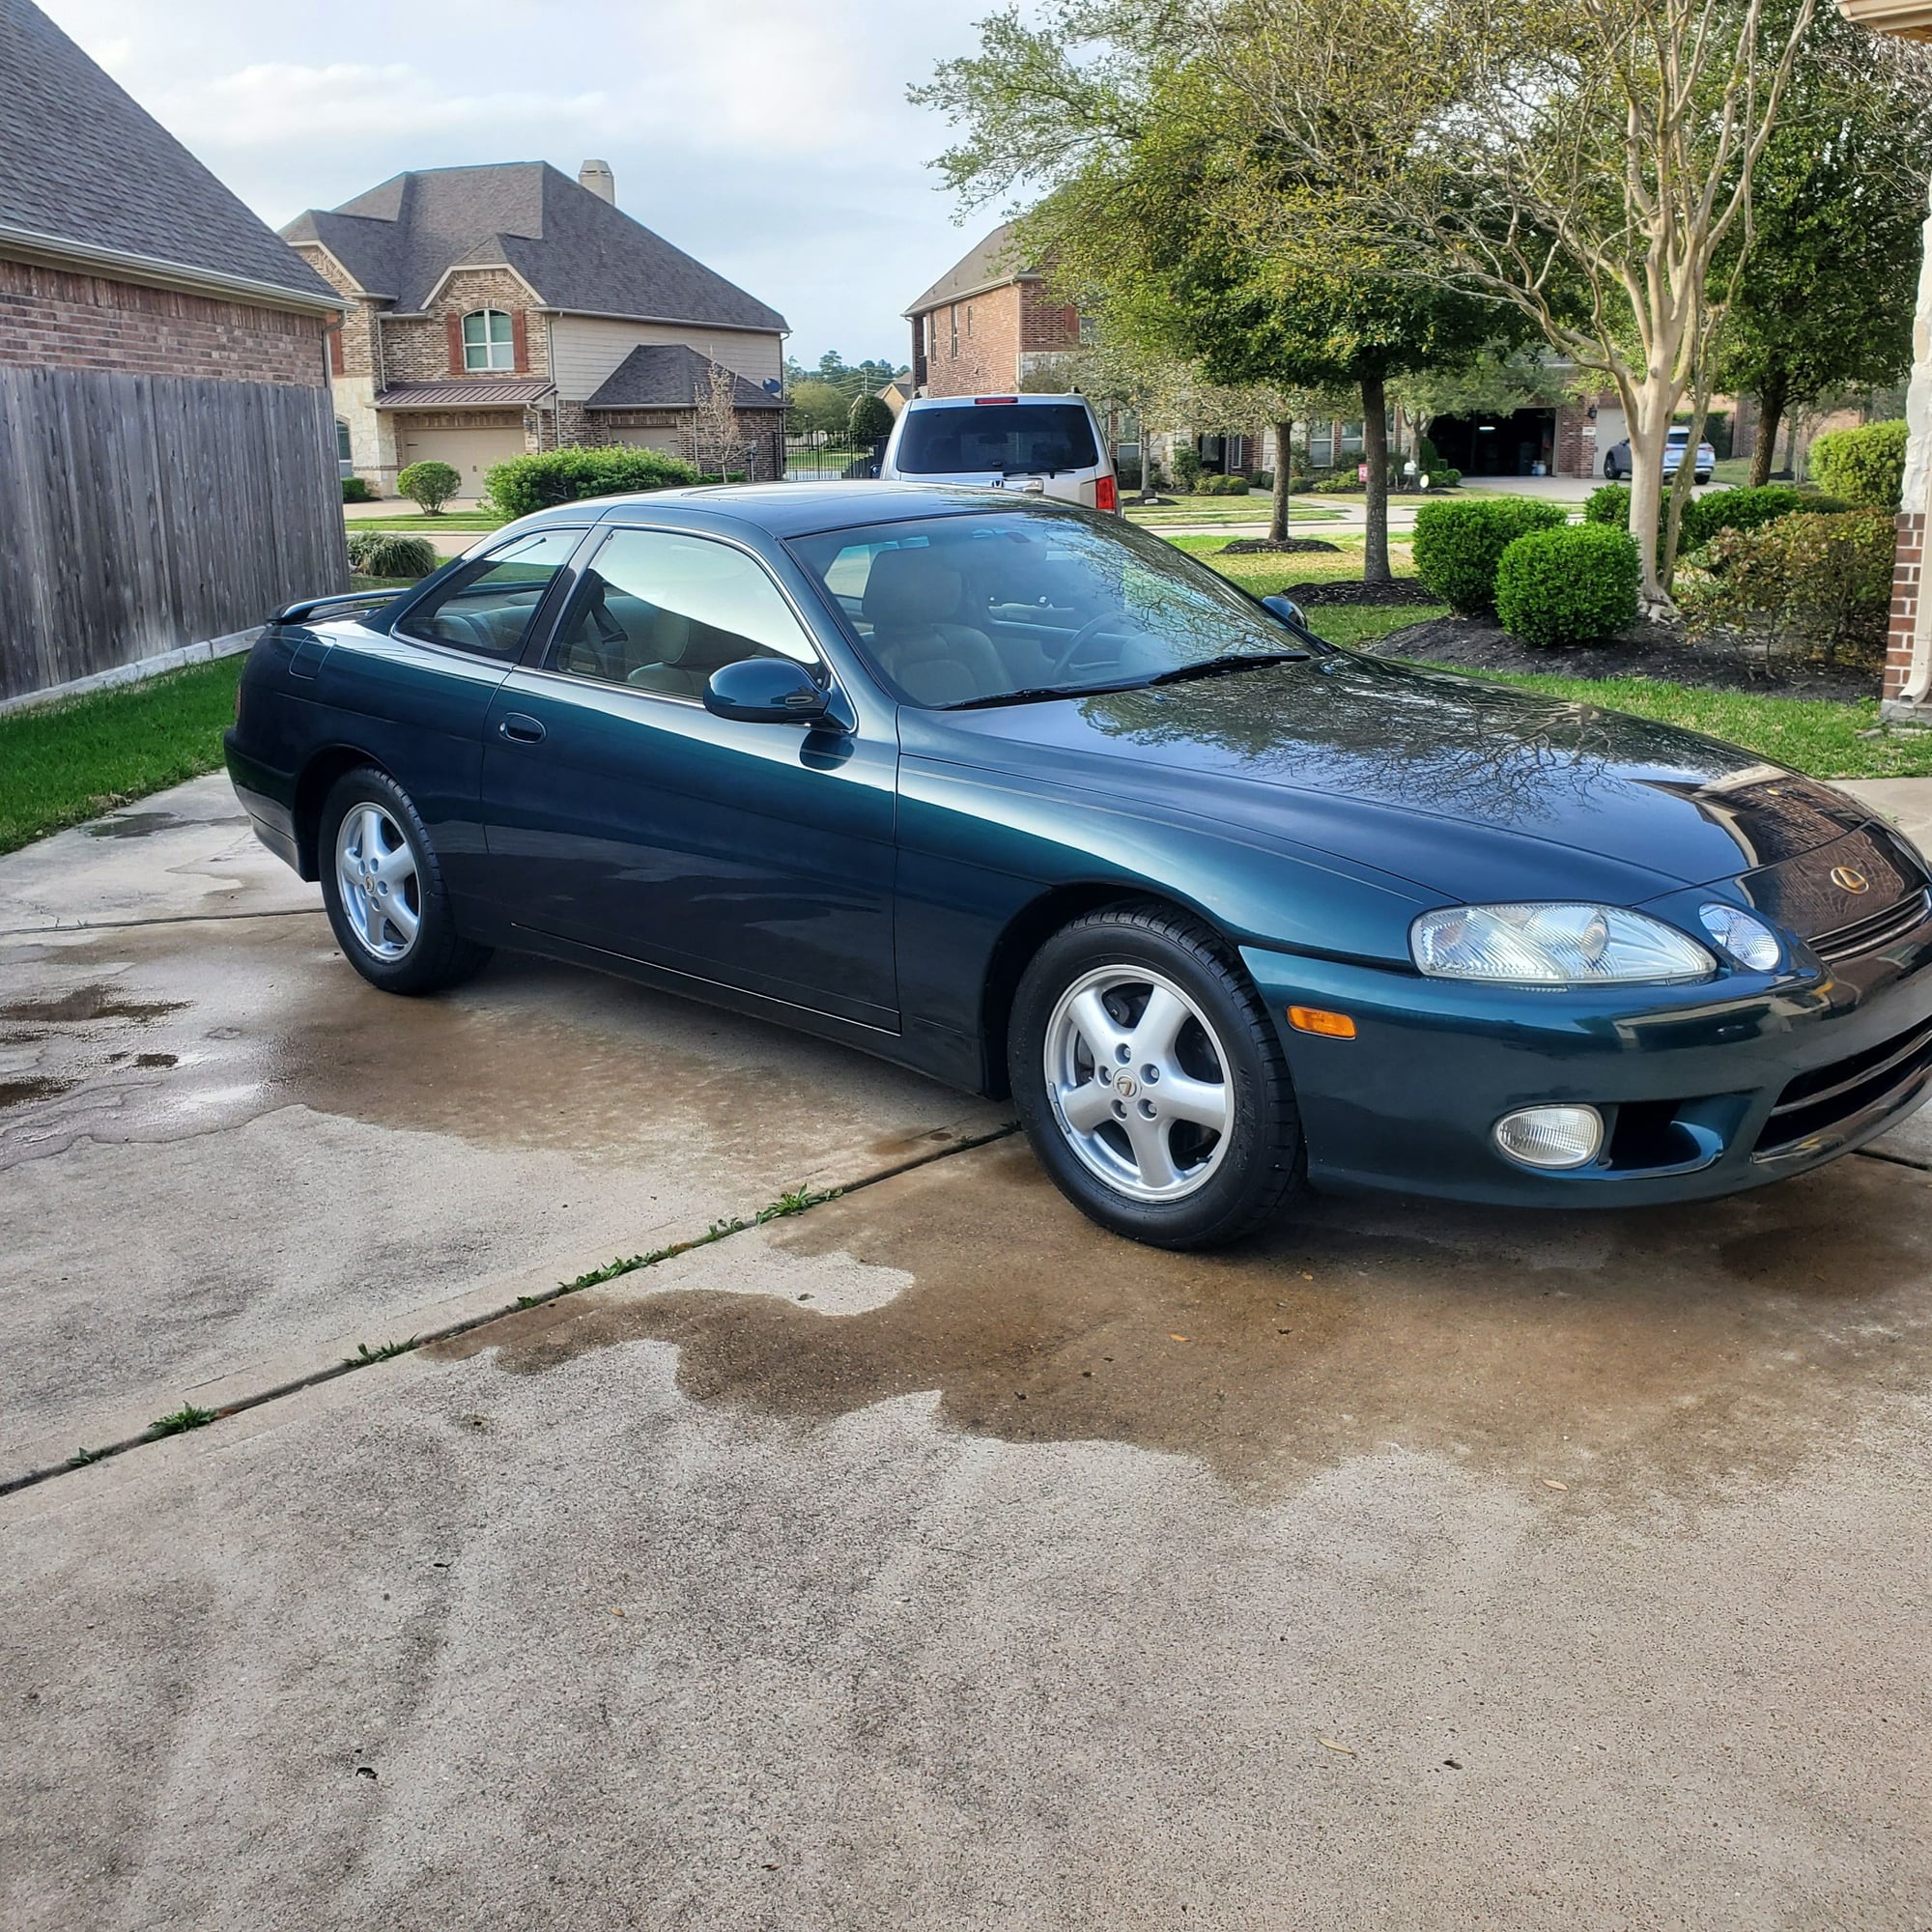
[484, 444, 699, 519]
[1680, 510, 1894, 665]
[1494, 525, 1641, 646]
[1419, 462, 1462, 491]
[1584, 480, 1824, 559]
[1411, 495, 1569, 614]
[1808, 420, 1908, 509]
[1197, 472, 1251, 496]
[341, 475, 375, 503]
[345, 531, 439, 578]
[1583, 482, 1630, 526]
[395, 461, 461, 514]
[1172, 445, 1205, 491]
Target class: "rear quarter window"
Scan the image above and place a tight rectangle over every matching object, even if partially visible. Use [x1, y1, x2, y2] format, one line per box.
[896, 404, 1099, 477]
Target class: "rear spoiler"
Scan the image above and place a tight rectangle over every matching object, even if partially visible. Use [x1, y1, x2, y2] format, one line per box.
[270, 587, 407, 625]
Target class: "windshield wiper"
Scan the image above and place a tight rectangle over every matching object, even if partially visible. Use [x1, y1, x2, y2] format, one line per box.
[943, 677, 1149, 711]
[1137, 650, 1312, 688]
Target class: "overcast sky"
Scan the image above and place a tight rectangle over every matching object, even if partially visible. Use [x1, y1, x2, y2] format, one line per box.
[38, 0, 1005, 367]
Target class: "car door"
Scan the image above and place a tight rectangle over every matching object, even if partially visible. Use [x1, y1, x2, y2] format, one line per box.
[308, 525, 588, 906]
[478, 524, 899, 1029]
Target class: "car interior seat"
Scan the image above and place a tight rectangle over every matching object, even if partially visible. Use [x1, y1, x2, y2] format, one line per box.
[860, 547, 1007, 706]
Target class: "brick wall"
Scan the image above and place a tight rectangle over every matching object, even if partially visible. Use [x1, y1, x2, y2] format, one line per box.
[1019, 280, 1078, 353]
[379, 268, 550, 384]
[0, 256, 328, 384]
[292, 243, 377, 386]
[1888, 512, 1924, 701]
[586, 406, 781, 478]
[916, 283, 1024, 397]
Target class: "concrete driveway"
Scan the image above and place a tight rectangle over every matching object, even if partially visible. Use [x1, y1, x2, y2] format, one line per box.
[5, 775, 1932, 1927]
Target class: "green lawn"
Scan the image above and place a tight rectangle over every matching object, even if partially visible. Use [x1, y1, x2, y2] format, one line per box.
[1125, 494, 1337, 526]
[344, 509, 504, 531]
[0, 656, 245, 855]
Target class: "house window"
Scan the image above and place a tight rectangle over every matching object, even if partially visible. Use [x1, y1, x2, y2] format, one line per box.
[462, 309, 515, 372]
[1308, 425, 1334, 468]
[950, 305, 959, 357]
[965, 304, 974, 338]
[336, 419, 352, 463]
[1340, 419, 1365, 456]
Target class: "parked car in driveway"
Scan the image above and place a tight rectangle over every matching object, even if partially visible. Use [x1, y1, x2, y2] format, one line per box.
[1603, 425, 1716, 483]
[880, 393, 1118, 511]
[227, 483, 1932, 1248]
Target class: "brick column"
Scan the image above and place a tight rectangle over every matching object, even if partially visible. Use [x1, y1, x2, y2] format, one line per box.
[1889, 514, 1925, 701]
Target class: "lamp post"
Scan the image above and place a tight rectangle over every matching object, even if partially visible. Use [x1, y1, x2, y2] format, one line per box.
[1838, 3, 1932, 713]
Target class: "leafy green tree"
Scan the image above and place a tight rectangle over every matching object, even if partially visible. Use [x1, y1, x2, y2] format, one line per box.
[914, 8, 1495, 582]
[787, 380, 851, 440]
[1717, 6, 1932, 484]
[848, 392, 895, 442]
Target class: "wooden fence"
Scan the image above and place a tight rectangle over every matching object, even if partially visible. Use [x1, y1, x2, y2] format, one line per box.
[0, 367, 348, 701]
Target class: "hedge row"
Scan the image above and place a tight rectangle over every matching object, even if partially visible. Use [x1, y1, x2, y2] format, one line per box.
[485, 445, 699, 519]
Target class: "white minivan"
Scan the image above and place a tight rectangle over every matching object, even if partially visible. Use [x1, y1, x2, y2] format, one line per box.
[880, 392, 1119, 512]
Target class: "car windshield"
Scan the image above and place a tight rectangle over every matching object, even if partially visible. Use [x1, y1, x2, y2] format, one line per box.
[895, 403, 1098, 476]
[790, 509, 1313, 709]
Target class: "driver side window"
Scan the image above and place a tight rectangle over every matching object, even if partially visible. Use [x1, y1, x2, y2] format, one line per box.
[545, 528, 819, 699]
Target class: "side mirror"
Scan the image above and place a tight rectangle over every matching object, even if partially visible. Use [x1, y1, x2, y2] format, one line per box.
[703, 657, 830, 724]
[1263, 594, 1309, 631]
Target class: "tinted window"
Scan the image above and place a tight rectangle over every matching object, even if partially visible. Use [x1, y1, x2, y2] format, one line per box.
[402, 528, 582, 660]
[791, 509, 1299, 709]
[895, 404, 1098, 477]
[546, 528, 817, 698]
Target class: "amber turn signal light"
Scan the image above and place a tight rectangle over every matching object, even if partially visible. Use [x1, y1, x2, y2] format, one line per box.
[1288, 1006, 1357, 1038]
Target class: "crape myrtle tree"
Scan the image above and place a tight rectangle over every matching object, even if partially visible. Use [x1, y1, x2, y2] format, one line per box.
[912, 5, 1497, 584]
[1718, 6, 1932, 484]
[1200, 0, 1819, 607]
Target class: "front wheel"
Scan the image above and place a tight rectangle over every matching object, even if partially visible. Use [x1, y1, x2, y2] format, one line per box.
[319, 768, 492, 995]
[1008, 903, 1305, 1248]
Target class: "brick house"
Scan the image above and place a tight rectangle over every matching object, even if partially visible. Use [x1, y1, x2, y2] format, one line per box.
[282, 161, 787, 497]
[906, 221, 1081, 397]
[0, 0, 346, 704]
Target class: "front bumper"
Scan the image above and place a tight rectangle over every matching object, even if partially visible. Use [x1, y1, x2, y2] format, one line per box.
[1243, 916, 1932, 1208]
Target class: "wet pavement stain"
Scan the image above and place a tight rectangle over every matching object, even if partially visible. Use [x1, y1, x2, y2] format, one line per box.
[81, 812, 180, 840]
[0, 917, 991, 1175]
[431, 1136, 1932, 1503]
[0, 1076, 74, 1111]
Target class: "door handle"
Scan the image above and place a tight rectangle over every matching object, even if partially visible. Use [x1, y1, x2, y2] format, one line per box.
[498, 713, 546, 744]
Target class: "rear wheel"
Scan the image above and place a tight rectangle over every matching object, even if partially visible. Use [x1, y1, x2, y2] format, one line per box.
[319, 768, 492, 995]
[1009, 903, 1304, 1248]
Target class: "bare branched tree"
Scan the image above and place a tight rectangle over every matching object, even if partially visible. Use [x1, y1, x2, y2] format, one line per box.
[696, 360, 742, 480]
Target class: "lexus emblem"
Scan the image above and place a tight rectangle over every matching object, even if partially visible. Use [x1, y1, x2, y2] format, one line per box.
[1831, 866, 1871, 895]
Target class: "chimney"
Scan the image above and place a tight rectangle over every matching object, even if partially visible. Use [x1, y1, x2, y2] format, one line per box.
[578, 159, 615, 206]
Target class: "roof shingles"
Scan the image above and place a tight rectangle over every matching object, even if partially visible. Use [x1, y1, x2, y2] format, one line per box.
[0, 0, 337, 305]
[283, 163, 785, 332]
[584, 344, 781, 412]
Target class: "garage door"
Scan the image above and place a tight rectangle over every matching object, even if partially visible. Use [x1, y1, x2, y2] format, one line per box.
[606, 426, 684, 455]
[396, 424, 529, 499]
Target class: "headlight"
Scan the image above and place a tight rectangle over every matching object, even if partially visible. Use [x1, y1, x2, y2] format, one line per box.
[1697, 902, 1781, 972]
[1410, 903, 1714, 984]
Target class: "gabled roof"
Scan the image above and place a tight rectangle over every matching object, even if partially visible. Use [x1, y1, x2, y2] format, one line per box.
[905, 221, 1037, 317]
[0, 0, 338, 309]
[283, 163, 786, 332]
[584, 343, 783, 412]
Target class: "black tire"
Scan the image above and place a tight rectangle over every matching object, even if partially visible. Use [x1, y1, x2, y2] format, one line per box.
[318, 767, 492, 996]
[1008, 901, 1304, 1249]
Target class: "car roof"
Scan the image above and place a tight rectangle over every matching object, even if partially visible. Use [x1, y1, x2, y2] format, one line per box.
[514, 480, 1080, 542]
[899, 391, 1094, 411]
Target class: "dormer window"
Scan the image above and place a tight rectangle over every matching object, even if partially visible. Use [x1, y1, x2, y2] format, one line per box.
[462, 309, 514, 372]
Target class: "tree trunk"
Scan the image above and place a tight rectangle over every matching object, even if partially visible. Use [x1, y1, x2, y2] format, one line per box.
[1748, 367, 1788, 489]
[1626, 369, 1677, 610]
[1361, 371, 1390, 584]
[1269, 418, 1293, 542]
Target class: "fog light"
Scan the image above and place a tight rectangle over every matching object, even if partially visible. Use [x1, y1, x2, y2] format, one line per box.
[1493, 1104, 1605, 1170]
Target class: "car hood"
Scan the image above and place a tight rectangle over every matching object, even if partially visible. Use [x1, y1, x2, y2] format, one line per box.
[906, 653, 1874, 904]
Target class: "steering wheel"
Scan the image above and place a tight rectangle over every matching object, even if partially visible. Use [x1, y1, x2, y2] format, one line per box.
[1042, 611, 1127, 680]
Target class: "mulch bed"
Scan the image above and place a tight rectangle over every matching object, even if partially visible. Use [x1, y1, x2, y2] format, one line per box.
[1281, 576, 1435, 607]
[1222, 536, 1343, 555]
[1365, 613, 1881, 701]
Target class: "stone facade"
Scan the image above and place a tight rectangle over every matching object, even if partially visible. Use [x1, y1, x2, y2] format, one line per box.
[912, 278, 1080, 398]
[0, 258, 328, 385]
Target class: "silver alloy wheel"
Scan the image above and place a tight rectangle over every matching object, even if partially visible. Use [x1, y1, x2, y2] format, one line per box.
[333, 802, 422, 962]
[1042, 964, 1233, 1203]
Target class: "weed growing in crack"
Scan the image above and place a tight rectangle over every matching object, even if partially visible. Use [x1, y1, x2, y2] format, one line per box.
[148, 1403, 215, 1437]
[69, 1446, 105, 1466]
[343, 1338, 418, 1368]
[557, 1184, 844, 1299]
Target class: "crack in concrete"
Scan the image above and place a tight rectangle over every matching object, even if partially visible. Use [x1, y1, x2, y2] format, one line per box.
[0, 907, 322, 942]
[0, 1121, 1019, 1501]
